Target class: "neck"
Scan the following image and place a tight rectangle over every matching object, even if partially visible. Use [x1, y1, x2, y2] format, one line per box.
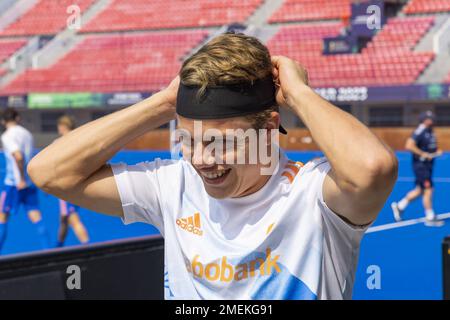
[236, 174, 271, 198]
[5, 121, 17, 129]
[233, 150, 281, 198]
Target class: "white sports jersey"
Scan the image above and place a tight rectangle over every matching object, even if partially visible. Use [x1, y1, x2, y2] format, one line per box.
[111, 153, 369, 300]
[1, 125, 34, 187]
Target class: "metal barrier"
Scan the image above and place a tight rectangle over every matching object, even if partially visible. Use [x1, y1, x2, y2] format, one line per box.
[0, 235, 164, 299]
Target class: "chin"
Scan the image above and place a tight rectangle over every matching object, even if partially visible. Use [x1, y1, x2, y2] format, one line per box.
[203, 185, 232, 199]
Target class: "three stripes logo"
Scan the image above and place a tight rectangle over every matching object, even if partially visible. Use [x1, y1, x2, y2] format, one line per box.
[176, 212, 203, 236]
[282, 160, 304, 184]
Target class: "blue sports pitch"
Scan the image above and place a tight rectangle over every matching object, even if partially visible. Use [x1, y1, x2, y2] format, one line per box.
[0, 150, 449, 299]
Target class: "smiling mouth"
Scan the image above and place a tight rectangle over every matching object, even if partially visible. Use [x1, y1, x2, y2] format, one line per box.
[200, 168, 232, 185]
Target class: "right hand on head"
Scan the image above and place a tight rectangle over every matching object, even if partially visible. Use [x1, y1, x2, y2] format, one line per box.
[271, 55, 309, 110]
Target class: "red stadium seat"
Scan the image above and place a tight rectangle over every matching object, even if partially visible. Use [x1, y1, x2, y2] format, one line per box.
[0, 30, 208, 94]
[0, 39, 27, 63]
[269, 0, 351, 23]
[268, 17, 435, 87]
[0, 2, 441, 93]
[81, 0, 263, 32]
[403, 0, 450, 14]
[0, 0, 96, 37]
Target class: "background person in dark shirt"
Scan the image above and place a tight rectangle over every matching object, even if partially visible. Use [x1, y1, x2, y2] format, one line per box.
[391, 111, 443, 226]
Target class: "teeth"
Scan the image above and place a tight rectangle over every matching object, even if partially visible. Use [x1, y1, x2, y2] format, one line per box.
[203, 170, 227, 179]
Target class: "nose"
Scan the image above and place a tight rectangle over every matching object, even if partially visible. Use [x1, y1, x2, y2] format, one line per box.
[191, 141, 216, 166]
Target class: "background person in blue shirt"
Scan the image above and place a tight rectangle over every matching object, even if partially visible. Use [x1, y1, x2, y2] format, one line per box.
[391, 111, 443, 226]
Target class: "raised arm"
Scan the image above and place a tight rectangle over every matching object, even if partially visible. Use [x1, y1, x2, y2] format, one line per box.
[272, 56, 398, 226]
[27, 77, 179, 217]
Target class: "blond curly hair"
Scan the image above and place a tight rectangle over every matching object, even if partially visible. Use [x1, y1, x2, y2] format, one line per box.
[180, 33, 277, 130]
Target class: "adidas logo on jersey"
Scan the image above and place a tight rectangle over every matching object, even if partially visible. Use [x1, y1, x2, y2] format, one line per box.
[176, 212, 203, 236]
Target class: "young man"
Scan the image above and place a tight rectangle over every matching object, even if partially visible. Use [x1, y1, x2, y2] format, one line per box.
[55, 115, 89, 247]
[391, 111, 443, 227]
[28, 34, 397, 299]
[0, 108, 50, 253]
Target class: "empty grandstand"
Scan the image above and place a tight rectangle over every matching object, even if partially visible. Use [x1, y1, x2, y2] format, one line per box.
[269, 0, 351, 23]
[2, 31, 208, 94]
[81, 0, 263, 31]
[0, 0, 449, 142]
[0, 0, 96, 37]
[403, 0, 450, 14]
[268, 16, 434, 87]
[0, 39, 27, 63]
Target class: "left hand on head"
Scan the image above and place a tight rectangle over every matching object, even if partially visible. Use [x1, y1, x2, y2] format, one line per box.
[271, 55, 309, 110]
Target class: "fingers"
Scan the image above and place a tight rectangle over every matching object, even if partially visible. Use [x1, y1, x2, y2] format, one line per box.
[270, 55, 283, 66]
[272, 66, 279, 79]
[271, 56, 282, 79]
[271, 55, 309, 85]
[271, 55, 296, 66]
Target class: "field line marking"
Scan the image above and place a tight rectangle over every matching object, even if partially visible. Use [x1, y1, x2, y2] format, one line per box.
[367, 212, 450, 233]
[396, 177, 450, 183]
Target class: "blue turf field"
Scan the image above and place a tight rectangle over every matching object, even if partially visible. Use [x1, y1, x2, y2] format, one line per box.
[0, 150, 449, 299]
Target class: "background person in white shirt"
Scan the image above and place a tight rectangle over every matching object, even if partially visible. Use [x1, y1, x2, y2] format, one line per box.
[0, 108, 50, 253]
[28, 33, 398, 299]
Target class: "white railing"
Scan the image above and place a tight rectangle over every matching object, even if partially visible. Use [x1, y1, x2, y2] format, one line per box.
[433, 17, 450, 54]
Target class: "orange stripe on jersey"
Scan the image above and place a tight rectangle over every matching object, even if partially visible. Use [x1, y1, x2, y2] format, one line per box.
[282, 171, 294, 183]
[282, 159, 304, 184]
[285, 164, 300, 175]
[288, 160, 304, 166]
[194, 212, 201, 228]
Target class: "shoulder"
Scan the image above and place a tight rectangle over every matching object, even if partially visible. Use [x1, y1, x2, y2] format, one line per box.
[413, 124, 426, 137]
[17, 126, 32, 138]
[304, 156, 329, 169]
[111, 158, 193, 192]
[112, 158, 183, 176]
[286, 156, 330, 190]
[300, 157, 330, 176]
[111, 158, 187, 204]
